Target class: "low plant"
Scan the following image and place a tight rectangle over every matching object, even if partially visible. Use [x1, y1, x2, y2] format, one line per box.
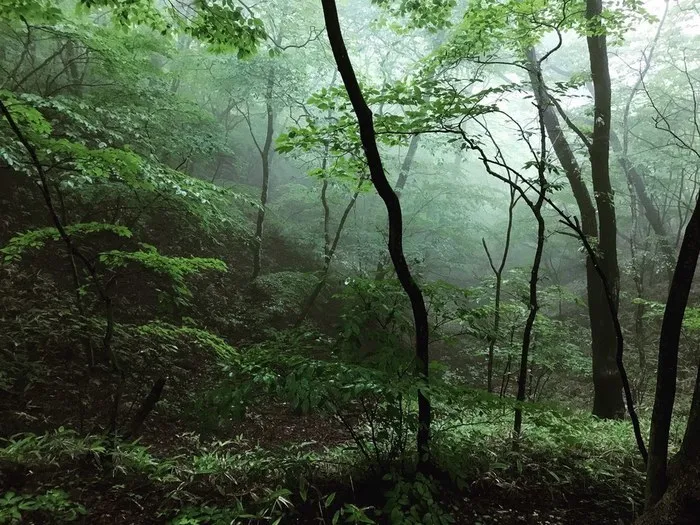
[0, 489, 86, 524]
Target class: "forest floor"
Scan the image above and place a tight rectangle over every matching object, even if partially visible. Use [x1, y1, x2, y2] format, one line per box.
[1, 373, 642, 525]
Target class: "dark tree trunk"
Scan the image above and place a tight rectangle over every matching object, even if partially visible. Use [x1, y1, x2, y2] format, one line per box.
[321, 179, 331, 260]
[638, 352, 700, 525]
[513, 206, 545, 438]
[645, 193, 700, 507]
[251, 75, 275, 280]
[526, 48, 624, 419]
[375, 134, 420, 280]
[586, 0, 624, 419]
[321, 0, 432, 472]
[127, 377, 167, 438]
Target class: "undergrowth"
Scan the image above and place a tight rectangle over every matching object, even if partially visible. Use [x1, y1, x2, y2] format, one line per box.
[0, 398, 646, 524]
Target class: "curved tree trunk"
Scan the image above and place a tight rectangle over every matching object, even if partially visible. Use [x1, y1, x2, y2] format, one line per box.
[638, 195, 700, 524]
[375, 133, 421, 279]
[645, 192, 700, 509]
[321, 0, 432, 472]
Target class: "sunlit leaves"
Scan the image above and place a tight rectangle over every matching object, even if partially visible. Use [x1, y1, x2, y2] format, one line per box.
[100, 244, 227, 299]
[1, 223, 133, 263]
[79, 0, 170, 33]
[134, 321, 237, 359]
[420, 0, 653, 67]
[0, 91, 52, 137]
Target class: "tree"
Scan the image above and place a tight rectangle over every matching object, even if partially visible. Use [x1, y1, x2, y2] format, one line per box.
[640, 43, 700, 520]
[320, 0, 432, 471]
[636, 189, 700, 523]
[482, 184, 516, 393]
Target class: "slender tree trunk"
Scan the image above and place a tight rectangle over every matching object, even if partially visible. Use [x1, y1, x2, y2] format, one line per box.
[526, 48, 624, 418]
[251, 75, 275, 280]
[513, 206, 545, 438]
[321, 0, 431, 472]
[321, 179, 331, 259]
[297, 179, 364, 324]
[486, 261, 502, 394]
[483, 187, 516, 393]
[645, 193, 700, 507]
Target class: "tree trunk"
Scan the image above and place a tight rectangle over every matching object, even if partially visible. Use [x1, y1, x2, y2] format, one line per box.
[645, 193, 700, 508]
[513, 207, 545, 438]
[127, 377, 166, 438]
[585, 0, 624, 419]
[375, 134, 421, 279]
[611, 131, 675, 272]
[321, 0, 431, 472]
[251, 75, 275, 280]
[526, 48, 624, 419]
[637, 366, 700, 525]
[483, 187, 516, 393]
[297, 179, 363, 324]
[395, 134, 420, 196]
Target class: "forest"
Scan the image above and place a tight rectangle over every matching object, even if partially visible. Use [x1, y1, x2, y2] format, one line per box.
[1, 0, 699, 523]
